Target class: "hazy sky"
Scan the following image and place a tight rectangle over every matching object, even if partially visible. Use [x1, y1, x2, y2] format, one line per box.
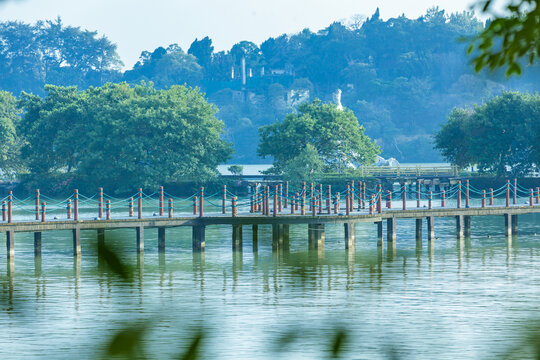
[0, 0, 477, 68]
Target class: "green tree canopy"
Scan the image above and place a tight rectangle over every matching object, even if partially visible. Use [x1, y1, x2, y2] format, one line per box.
[435, 91, 540, 176]
[0, 91, 21, 177]
[18, 82, 233, 192]
[469, 0, 540, 76]
[258, 99, 379, 175]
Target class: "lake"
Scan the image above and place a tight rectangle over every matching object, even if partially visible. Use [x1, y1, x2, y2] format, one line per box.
[1, 201, 540, 359]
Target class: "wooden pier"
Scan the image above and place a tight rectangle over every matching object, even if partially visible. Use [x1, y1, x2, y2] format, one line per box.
[1, 179, 539, 258]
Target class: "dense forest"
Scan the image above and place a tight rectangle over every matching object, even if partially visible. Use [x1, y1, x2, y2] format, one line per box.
[2, 9, 540, 163]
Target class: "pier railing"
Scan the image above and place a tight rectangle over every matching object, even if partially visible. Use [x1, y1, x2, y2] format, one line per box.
[0, 178, 538, 223]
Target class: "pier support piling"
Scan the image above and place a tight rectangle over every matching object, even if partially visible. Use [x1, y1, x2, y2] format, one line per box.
[34, 232, 41, 257]
[464, 216, 471, 237]
[504, 214, 512, 237]
[344, 222, 355, 250]
[415, 218, 422, 241]
[232, 224, 243, 251]
[6, 230, 14, 259]
[456, 215, 464, 239]
[511, 214, 518, 235]
[192, 225, 205, 252]
[252, 224, 258, 252]
[73, 227, 81, 256]
[97, 228, 104, 253]
[308, 223, 325, 250]
[387, 218, 396, 243]
[376, 221, 383, 247]
[158, 227, 165, 252]
[427, 216, 435, 242]
[136, 226, 144, 253]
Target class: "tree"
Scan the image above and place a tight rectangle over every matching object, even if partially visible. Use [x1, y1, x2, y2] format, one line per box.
[227, 165, 243, 176]
[123, 45, 203, 88]
[469, 0, 540, 76]
[435, 92, 540, 176]
[0, 91, 21, 177]
[188, 37, 214, 70]
[258, 99, 379, 175]
[18, 83, 233, 192]
[281, 144, 324, 182]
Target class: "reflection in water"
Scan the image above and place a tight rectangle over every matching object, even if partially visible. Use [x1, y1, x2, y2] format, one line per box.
[1, 214, 540, 360]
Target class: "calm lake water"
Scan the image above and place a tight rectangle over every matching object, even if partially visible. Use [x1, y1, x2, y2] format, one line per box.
[1, 200, 540, 359]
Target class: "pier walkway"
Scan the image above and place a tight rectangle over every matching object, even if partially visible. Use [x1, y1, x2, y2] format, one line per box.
[1, 179, 539, 257]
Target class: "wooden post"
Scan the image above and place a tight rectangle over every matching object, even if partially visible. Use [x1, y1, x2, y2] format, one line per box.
[465, 180, 470, 208]
[193, 196, 198, 215]
[301, 191, 306, 215]
[346, 186, 351, 216]
[317, 184, 323, 214]
[506, 180, 510, 207]
[333, 192, 338, 214]
[326, 185, 331, 214]
[441, 189, 445, 207]
[457, 180, 462, 209]
[97, 228, 105, 253]
[482, 190, 486, 208]
[2, 201, 5, 221]
[284, 181, 289, 208]
[74, 189, 79, 221]
[344, 223, 355, 250]
[199, 187, 204, 217]
[308, 223, 325, 250]
[129, 197, 134, 217]
[41, 202, 46, 222]
[168, 199, 173, 218]
[232, 196, 238, 217]
[106, 200, 111, 220]
[369, 195, 374, 215]
[530, 189, 534, 207]
[67, 199, 72, 219]
[402, 183, 406, 210]
[7, 191, 12, 223]
[295, 192, 300, 211]
[377, 184, 382, 213]
[489, 188, 494, 205]
[98, 187, 103, 218]
[222, 185, 227, 214]
[35, 189, 40, 220]
[232, 224, 242, 251]
[312, 197, 317, 216]
[362, 182, 366, 209]
[309, 183, 314, 211]
[513, 178, 517, 205]
[278, 183, 283, 213]
[273, 186, 278, 217]
[357, 182, 362, 210]
[428, 191, 432, 209]
[386, 190, 391, 209]
[291, 194, 295, 214]
[350, 181, 355, 211]
[536, 187, 540, 204]
[159, 186, 164, 216]
[138, 188, 143, 219]
[158, 227, 165, 252]
[416, 181, 421, 208]
[302, 182, 306, 212]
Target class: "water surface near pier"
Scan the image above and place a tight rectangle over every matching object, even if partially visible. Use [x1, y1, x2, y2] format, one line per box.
[1, 213, 540, 359]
